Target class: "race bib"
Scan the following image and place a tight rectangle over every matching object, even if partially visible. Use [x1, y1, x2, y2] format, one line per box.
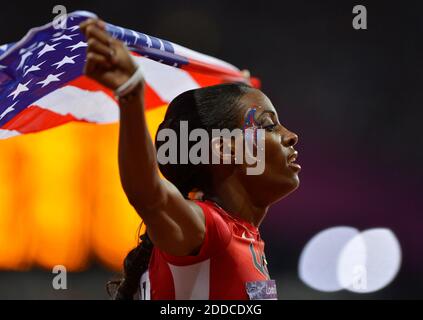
[245, 280, 278, 300]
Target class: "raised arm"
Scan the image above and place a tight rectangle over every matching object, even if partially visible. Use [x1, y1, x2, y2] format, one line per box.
[80, 18, 205, 256]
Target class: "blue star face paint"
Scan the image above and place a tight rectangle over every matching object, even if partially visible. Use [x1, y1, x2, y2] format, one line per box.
[243, 107, 265, 175]
[243, 107, 259, 146]
[244, 107, 258, 128]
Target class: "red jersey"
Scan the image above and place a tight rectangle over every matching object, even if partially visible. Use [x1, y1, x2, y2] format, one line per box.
[139, 200, 277, 300]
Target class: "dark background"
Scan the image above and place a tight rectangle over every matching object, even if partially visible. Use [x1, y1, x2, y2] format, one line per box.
[0, 0, 422, 299]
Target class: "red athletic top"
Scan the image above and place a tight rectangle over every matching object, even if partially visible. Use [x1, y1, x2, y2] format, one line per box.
[139, 200, 277, 300]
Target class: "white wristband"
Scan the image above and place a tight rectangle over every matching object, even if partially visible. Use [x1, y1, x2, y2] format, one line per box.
[114, 61, 144, 98]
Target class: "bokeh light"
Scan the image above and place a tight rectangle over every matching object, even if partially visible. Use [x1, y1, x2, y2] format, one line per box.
[299, 226, 402, 293]
[338, 228, 402, 293]
[299, 226, 360, 292]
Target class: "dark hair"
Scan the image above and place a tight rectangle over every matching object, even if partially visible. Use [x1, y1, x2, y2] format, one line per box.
[107, 82, 253, 299]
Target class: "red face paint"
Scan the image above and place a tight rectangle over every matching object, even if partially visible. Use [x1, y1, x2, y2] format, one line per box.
[244, 107, 259, 146]
[243, 107, 266, 175]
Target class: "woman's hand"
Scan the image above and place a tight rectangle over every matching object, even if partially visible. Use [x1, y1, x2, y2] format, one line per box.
[79, 18, 137, 90]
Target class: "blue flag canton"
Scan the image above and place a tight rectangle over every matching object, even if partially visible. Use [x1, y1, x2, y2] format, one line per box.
[0, 13, 90, 126]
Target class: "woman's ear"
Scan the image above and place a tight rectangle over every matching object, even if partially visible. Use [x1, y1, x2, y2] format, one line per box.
[210, 136, 237, 164]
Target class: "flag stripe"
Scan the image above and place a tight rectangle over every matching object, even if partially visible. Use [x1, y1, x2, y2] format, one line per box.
[32, 86, 119, 123]
[134, 56, 200, 103]
[1, 105, 79, 133]
[0, 128, 20, 139]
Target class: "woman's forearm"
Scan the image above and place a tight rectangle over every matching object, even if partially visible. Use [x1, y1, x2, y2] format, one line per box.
[118, 83, 163, 209]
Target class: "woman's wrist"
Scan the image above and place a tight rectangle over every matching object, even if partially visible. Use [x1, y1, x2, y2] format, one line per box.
[115, 63, 144, 96]
[117, 81, 144, 104]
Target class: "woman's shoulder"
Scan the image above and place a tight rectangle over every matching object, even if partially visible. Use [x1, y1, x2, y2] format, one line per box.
[193, 200, 233, 226]
[193, 199, 233, 246]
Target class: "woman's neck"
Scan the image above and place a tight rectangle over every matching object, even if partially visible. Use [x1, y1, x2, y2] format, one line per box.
[206, 176, 269, 227]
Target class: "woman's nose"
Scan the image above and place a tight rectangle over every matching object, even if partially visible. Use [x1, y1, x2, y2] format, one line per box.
[282, 129, 298, 147]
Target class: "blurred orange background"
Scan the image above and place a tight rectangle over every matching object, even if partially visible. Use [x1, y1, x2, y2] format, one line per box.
[0, 105, 167, 271]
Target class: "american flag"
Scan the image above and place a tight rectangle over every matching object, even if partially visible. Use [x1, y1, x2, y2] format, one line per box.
[0, 11, 258, 140]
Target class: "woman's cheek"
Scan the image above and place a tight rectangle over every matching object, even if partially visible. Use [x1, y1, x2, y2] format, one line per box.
[265, 134, 284, 166]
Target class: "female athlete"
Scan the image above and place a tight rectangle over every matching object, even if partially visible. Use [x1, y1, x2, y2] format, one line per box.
[80, 18, 300, 300]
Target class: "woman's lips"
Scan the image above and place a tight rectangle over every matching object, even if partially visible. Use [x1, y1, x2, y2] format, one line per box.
[287, 150, 301, 172]
[288, 162, 302, 172]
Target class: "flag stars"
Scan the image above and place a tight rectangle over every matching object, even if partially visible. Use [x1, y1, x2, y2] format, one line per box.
[131, 30, 140, 42]
[19, 41, 41, 54]
[37, 43, 60, 58]
[51, 55, 79, 69]
[145, 35, 152, 48]
[67, 25, 80, 32]
[158, 40, 165, 51]
[52, 33, 78, 42]
[37, 72, 64, 88]
[8, 80, 31, 100]
[23, 61, 46, 76]
[66, 41, 87, 51]
[0, 102, 18, 120]
[17, 51, 33, 70]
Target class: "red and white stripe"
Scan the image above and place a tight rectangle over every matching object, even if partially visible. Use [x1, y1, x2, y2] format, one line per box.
[0, 54, 236, 139]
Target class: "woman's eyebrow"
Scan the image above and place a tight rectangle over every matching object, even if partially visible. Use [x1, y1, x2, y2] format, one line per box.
[256, 110, 276, 121]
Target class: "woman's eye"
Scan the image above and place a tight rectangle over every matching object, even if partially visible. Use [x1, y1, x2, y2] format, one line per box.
[263, 124, 277, 131]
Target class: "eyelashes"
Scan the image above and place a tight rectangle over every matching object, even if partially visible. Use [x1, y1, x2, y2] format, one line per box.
[262, 124, 277, 132]
[258, 114, 278, 132]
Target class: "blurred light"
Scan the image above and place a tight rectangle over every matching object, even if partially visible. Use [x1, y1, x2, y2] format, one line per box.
[0, 105, 167, 271]
[299, 226, 359, 292]
[338, 228, 401, 293]
[299, 226, 402, 293]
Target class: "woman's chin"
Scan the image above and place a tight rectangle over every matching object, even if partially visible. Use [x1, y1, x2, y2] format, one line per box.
[286, 175, 300, 193]
[272, 175, 300, 201]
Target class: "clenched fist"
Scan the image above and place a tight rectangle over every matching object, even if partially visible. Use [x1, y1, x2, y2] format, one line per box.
[80, 18, 138, 90]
